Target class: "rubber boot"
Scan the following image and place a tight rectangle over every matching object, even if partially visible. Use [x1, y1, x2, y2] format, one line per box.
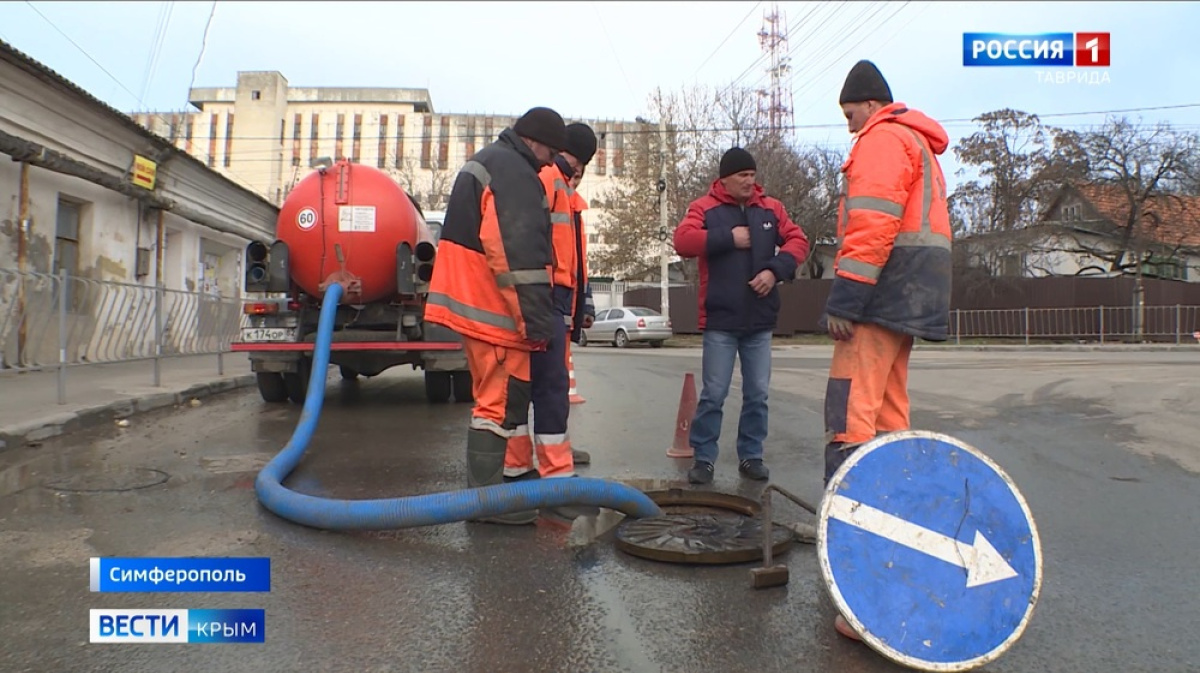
[467, 428, 538, 525]
[572, 448, 591, 465]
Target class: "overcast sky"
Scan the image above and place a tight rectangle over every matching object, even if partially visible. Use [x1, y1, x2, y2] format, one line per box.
[2, 1, 1199, 190]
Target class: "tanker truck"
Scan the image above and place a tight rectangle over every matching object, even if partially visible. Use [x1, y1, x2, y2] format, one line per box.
[231, 159, 472, 405]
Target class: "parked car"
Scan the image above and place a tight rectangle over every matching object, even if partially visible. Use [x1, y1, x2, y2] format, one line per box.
[580, 306, 673, 348]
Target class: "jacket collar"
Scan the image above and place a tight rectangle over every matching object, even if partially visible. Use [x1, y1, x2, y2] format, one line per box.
[498, 128, 543, 171]
[708, 177, 766, 207]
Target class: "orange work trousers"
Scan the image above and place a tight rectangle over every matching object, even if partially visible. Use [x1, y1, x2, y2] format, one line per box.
[824, 322, 914, 447]
[463, 336, 531, 438]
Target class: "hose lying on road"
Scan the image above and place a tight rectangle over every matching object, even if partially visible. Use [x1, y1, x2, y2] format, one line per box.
[254, 281, 663, 531]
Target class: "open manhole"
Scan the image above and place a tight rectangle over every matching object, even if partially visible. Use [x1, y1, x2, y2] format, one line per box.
[615, 488, 793, 565]
[42, 467, 170, 494]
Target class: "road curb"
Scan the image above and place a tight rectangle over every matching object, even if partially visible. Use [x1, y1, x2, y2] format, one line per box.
[0, 374, 256, 452]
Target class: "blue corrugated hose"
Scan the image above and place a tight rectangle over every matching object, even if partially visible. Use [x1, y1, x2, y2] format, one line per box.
[254, 282, 662, 530]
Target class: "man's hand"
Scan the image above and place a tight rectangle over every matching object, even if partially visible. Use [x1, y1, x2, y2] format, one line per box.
[732, 226, 751, 249]
[582, 314, 595, 329]
[826, 315, 856, 341]
[528, 339, 549, 352]
[748, 269, 777, 298]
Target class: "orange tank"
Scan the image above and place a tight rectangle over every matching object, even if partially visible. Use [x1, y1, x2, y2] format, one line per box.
[276, 159, 432, 304]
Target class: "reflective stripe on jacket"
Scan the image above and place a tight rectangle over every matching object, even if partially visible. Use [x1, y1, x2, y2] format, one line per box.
[825, 102, 953, 341]
[425, 128, 556, 350]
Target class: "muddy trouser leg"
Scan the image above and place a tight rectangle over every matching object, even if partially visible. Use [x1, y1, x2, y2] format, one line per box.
[462, 336, 538, 525]
[822, 323, 911, 485]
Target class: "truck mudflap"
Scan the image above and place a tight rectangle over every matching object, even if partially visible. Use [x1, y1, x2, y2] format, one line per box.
[420, 323, 469, 372]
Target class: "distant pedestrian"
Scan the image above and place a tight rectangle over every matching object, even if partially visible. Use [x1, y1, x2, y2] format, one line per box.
[672, 147, 810, 485]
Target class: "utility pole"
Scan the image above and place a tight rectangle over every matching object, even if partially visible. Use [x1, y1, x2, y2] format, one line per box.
[658, 116, 670, 322]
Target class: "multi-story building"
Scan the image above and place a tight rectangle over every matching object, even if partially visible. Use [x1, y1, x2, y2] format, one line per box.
[130, 71, 647, 261]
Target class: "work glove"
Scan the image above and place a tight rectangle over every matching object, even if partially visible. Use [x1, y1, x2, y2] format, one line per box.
[826, 315, 856, 341]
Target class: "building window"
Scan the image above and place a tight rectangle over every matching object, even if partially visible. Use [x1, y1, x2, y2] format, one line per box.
[185, 116, 194, 153]
[1143, 255, 1186, 281]
[223, 113, 235, 167]
[1001, 252, 1025, 277]
[439, 116, 450, 167]
[335, 113, 345, 160]
[207, 113, 218, 167]
[421, 116, 433, 169]
[465, 117, 476, 159]
[279, 119, 286, 146]
[1061, 204, 1081, 221]
[612, 123, 625, 177]
[352, 113, 362, 163]
[292, 113, 302, 166]
[377, 114, 389, 169]
[588, 234, 600, 245]
[251, 90, 261, 101]
[309, 113, 320, 164]
[595, 126, 607, 176]
[395, 114, 406, 169]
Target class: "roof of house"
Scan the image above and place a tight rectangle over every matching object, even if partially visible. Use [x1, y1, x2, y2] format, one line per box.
[0, 39, 278, 212]
[1055, 183, 1200, 248]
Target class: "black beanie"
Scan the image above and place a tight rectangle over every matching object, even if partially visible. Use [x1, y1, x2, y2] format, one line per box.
[719, 147, 756, 178]
[514, 107, 568, 151]
[564, 123, 598, 165]
[838, 60, 893, 105]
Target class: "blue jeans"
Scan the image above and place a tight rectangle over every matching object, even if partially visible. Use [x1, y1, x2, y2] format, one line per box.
[688, 329, 773, 464]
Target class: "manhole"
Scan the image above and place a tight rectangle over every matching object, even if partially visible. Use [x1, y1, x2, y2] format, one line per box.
[42, 468, 170, 493]
[615, 489, 794, 565]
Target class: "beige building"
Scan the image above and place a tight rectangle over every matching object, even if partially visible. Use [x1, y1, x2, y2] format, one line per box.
[130, 71, 645, 260]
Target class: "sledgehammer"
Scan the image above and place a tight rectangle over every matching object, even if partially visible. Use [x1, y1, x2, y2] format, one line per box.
[750, 484, 819, 589]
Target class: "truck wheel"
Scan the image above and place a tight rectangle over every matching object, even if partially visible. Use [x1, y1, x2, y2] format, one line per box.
[451, 371, 474, 403]
[283, 357, 312, 404]
[424, 371, 452, 404]
[339, 366, 359, 380]
[256, 372, 289, 403]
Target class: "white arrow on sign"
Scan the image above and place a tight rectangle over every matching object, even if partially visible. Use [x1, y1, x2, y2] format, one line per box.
[829, 494, 1019, 588]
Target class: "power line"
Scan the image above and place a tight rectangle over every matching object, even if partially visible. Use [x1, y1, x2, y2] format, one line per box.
[23, 0, 144, 106]
[786, 1, 903, 99]
[186, 1, 217, 108]
[183, 102, 1200, 150]
[690, 1, 763, 81]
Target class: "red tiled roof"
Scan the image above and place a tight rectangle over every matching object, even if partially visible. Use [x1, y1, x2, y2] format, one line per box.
[1073, 183, 1200, 248]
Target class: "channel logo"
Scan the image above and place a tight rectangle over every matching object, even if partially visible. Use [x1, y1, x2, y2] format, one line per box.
[90, 609, 266, 643]
[963, 32, 1110, 67]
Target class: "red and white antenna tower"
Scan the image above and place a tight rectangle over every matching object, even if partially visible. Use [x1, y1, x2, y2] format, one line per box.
[756, 2, 794, 137]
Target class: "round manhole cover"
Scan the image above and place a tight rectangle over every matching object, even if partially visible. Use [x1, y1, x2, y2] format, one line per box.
[43, 467, 170, 493]
[615, 489, 794, 565]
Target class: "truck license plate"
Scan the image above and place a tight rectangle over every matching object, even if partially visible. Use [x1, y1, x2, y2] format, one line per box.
[240, 327, 295, 343]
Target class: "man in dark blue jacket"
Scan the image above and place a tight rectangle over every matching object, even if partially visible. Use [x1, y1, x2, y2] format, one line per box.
[673, 148, 811, 484]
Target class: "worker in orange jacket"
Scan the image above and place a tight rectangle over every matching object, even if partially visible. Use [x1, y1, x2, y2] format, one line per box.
[819, 61, 953, 640]
[502, 124, 599, 497]
[425, 107, 567, 525]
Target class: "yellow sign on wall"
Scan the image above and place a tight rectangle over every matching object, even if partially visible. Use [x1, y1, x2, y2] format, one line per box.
[132, 155, 157, 190]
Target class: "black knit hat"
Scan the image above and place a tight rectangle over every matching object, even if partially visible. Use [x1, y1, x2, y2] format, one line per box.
[719, 147, 756, 178]
[564, 123, 598, 165]
[514, 107, 568, 151]
[839, 60, 893, 105]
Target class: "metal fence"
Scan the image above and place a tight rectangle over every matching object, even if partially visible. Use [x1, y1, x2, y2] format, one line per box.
[0, 268, 243, 403]
[950, 305, 1200, 345]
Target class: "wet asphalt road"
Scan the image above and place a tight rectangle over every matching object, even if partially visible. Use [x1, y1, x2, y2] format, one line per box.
[1, 345, 1198, 673]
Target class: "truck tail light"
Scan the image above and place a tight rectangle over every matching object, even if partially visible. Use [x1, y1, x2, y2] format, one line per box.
[243, 302, 279, 315]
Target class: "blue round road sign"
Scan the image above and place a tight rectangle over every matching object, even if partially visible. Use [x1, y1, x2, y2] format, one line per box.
[818, 430, 1042, 672]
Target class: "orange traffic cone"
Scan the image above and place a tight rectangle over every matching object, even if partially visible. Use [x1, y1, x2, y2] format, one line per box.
[667, 373, 697, 458]
[567, 347, 585, 405]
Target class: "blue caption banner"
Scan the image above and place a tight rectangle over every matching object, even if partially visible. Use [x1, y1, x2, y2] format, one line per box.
[90, 557, 271, 592]
[963, 32, 1074, 66]
[90, 608, 266, 643]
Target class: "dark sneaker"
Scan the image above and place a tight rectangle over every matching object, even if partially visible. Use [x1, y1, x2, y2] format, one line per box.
[739, 459, 770, 481]
[572, 449, 591, 465]
[688, 461, 715, 485]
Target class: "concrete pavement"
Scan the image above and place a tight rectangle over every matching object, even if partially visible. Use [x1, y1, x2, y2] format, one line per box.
[1, 347, 1198, 672]
[0, 354, 258, 451]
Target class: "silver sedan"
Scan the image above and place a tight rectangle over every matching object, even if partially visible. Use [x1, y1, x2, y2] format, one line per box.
[580, 306, 673, 348]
